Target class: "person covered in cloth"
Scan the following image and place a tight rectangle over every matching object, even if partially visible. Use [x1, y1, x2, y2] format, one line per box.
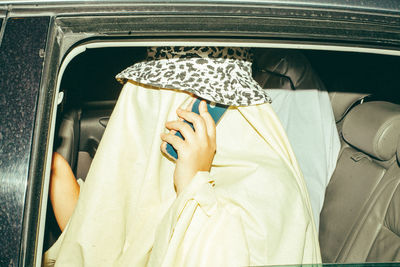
[44, 47, 321, 266]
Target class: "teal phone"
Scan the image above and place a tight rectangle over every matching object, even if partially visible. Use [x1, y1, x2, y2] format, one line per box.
[166, 98, 228, 159]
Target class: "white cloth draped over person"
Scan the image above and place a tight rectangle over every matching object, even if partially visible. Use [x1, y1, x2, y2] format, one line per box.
[44, 47, 321, 266]
[44, 81, 320, 266]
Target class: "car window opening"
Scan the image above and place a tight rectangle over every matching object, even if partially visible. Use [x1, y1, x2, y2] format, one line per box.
[44, 45, 400, 265]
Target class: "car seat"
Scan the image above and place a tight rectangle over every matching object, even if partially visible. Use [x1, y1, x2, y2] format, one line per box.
[55, 108, 81, 171]
[253, 49, 369, 124]
[43, 108, 81, 250]
[319, 101, 400, 262]
[253, 48, 325, 90]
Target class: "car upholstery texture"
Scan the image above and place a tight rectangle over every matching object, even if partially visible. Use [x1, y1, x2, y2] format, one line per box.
[56, 109, 81, 171]
[329, 92, 370, 123]
[319, 101, 400, 262]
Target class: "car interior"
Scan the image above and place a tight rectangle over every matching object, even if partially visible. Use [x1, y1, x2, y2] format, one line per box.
[44, 45, 400, 263]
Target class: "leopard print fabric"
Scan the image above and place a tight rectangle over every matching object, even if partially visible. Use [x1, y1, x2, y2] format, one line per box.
[116, 47, 271, 106]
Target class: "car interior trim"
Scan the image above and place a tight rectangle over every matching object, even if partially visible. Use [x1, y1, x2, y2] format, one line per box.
[66, 40, 400, 58]
[32, 17, 61, 267]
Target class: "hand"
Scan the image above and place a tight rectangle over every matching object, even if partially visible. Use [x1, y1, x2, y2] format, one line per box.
[161, 100, 216, 194]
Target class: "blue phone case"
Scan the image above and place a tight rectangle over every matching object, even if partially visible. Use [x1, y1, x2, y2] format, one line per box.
[166, 99, 228, 159]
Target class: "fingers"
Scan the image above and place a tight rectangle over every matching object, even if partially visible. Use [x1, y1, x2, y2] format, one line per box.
[176, 108, 207, 138]
[165, 120, 195, 141]
[177, 98, 195, 119]
[160, 132, 184, 152]
[160, 99, 217, 162]
[160, 140, 176, 161]
[199, 101, 216, 142]
[172, 100, 216, 141]
[185, 98, 196, 112]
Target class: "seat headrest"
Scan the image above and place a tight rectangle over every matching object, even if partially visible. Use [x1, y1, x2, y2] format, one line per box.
[342, 101, 400, 161]
[253, 49, 325, 90]
[329, 92, 370, 122]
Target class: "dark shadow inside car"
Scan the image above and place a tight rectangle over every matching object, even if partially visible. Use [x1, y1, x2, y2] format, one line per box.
[44, 46, 400, 263]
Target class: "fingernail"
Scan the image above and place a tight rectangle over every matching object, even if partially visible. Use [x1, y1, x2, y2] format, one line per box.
[200, 100, 207, 111]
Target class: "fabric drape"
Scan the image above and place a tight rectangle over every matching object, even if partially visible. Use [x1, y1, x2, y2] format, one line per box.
[269, 89, 340, 230]
[44, 81, 321, 266]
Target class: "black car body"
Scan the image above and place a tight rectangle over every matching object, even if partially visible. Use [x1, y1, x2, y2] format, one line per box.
[1, 1, 400, 266]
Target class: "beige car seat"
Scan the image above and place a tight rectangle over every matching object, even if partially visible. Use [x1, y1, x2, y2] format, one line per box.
[329, 92, 370, 123]
[252, 49, 369, 125]
[253, 48, 325, 90]
[55, 109, 81, 170]
[319, 101, 400, 263]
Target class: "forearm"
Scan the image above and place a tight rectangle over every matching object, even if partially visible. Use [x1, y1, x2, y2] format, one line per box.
[49, 152, 80, 231]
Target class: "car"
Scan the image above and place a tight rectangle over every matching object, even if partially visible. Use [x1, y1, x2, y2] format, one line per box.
[0, 1, 400, 266]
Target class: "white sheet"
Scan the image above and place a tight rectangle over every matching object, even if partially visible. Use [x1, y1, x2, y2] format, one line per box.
[269, 89, 341, 230]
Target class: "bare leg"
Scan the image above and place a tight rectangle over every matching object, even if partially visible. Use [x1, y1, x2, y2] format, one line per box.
[50, 152, 80, 232]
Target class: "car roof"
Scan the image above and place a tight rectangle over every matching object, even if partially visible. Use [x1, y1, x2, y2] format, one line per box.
[0, 0, 399, 13]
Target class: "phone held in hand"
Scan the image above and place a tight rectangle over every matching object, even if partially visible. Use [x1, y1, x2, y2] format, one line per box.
[166, 98, 228, 159]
